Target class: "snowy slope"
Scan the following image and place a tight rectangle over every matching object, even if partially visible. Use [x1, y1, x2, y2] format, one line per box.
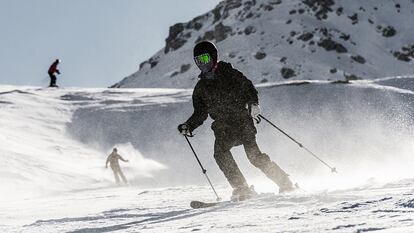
[72, 77, 414, 190]
[113, 0, 414, 88]
[0, 86, 166, 201]
[1, 76, 414, 232]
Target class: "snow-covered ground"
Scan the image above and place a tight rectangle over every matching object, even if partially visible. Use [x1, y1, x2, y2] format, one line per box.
[3, 180, 414, 233]
[1, 77, 414, 232]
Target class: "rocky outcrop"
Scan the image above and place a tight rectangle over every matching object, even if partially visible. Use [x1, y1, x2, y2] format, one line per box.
[302, 0, 336, 20]
[170, 64, 192, 77]
[318, 38, 347, 53]
[139, 57, 159, 71]
[255, 51, 267, 60]
[165, 23, 187, 54]
[298, 32, 314, 41]
[393, 45, 414, 62]
[382, 26, 397, 38]
[244, 25, 256, 35]
[351, 55, 366, 64]
[348, 13, 358, 25]
[281, 67, 296, 79]
[212, 0, 243, 23]
[344, 73, 362, 81]
[196, 23, 233, 43]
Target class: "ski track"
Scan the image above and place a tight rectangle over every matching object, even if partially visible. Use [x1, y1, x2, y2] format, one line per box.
[1, 78, 414, 232]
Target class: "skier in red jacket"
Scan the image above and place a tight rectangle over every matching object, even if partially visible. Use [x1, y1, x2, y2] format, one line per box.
[48, 59, 61, 87]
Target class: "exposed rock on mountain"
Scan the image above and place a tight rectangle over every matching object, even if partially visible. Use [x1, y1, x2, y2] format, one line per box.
[113, 0, 414, 88]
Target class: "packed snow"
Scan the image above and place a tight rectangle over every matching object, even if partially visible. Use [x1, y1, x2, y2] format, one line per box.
[1, 76, 414, 232]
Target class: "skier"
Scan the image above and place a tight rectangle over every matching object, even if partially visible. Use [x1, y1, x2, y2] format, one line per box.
[48, 59, 61, 87]
[178, 41, 296, 200]
[105, 148, 129, 184]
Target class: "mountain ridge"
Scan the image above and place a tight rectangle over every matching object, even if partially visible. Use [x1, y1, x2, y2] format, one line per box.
[113, 0, 414, 88]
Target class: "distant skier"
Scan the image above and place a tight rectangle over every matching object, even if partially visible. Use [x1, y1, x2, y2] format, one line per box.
[105, 148, 129, 184]
[178, 41, 296, 200]
[48, 59, 61, 87]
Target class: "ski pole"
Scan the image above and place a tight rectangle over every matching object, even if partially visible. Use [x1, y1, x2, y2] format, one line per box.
[184, 135, 221, 201]
[259, 114, 337, 173]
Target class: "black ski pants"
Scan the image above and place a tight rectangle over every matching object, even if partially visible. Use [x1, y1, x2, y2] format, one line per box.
[48, 73, 57, 87]
[212, 119, 292, 189]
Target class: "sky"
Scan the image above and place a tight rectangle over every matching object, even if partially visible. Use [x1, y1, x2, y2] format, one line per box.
[0, 0, 221, 87]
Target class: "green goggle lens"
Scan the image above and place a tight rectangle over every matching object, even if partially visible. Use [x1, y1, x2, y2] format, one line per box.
[195, 54, 211, 64]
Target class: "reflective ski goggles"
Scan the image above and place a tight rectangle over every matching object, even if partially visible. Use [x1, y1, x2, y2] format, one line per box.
[194, 53, 212, 66]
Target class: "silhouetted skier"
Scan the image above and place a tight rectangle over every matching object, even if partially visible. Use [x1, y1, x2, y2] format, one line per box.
[48, 59, 60, 87]
[178, 41, 296, 200]
[105, 148, 129, 184]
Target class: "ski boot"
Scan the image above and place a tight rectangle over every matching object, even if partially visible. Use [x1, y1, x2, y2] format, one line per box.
[279, 183, 300, 194]
[231, 185, 256, 202]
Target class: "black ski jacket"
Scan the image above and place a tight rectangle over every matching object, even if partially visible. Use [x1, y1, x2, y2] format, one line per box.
[186, 61, 258, 133]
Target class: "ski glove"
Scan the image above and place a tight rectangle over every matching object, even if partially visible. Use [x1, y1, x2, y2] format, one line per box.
[178, 123, 191, 136]
[248, 103, 261, 122]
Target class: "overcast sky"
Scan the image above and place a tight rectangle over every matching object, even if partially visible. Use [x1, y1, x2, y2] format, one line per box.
[0, 0, 221, 87]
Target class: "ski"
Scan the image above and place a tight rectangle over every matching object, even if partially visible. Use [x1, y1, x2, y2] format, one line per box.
[190, 189, 304, 209]
[190, 196, 258, 209]
[190, 200, 222, 209]
[190, 195, 257, 209]
[190, 195, 254, 209]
